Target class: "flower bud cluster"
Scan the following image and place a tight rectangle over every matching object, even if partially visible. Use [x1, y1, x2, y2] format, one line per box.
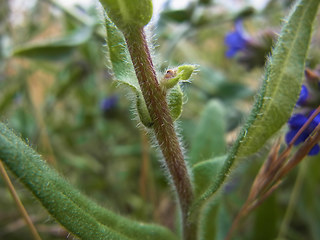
[285, 67, 320, 155]
[224, 19, 276, 69]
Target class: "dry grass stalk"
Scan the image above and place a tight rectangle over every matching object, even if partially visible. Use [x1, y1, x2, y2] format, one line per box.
[225, 105, 320, 240]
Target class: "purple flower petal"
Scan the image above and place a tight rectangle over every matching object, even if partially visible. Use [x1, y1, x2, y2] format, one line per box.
[286, 108, 320, 156]
[308, 144, 320, 156]
[308, 110, 320, 125]
[224, 20, 248, 58]
[100, 95, 118, 112]
[285, 129, 309, 145]
[304, 110, 320, 134]
[287, 114, 308, 129]
[296, 85, 309, 106]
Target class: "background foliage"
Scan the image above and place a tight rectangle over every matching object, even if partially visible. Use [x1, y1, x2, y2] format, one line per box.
[1, 0, 320, 239]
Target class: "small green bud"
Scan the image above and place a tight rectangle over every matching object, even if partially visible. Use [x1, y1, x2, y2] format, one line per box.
[167, 85, 183, 121]
[158, 65, 195, 121]
[100, 0, 153, 31]
[176, 65, 196, 81]
[160, 65, 195, 90]
[161, 69, 179, 90]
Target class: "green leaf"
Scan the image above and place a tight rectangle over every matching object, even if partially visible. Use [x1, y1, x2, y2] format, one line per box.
[160, 9, 192, 23]
[0, 122, 177, 240]
[251, 194, 278, 240]
[197, 193, 231, 240]
[233, 0, 320, 157]
[198, 200, 220, 240]
[193, 156, 226, 197]
[105, 16, 138, 89]
[214, 201, 232, 240]
[300, 156, 320, 239]
[0, 83, 22, 113]
[214, 82, 253, 101]
[12, 27, 93, 60]
[137, 93, 153, 127]
[194, 0, 320, 211]
[100, 0, 153, 30]
[105, 16, 153, 127]
[196, 66, 253, 101]
[189, 100, 226, 166]
[46, 62, 90, 104]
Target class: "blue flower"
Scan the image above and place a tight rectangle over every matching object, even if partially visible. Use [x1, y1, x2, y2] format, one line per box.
[286, 67, 320, 156]
[285, 111, 320, 156]
[224, 20, 249, 58]
[296, 84, 309, 106]
[100, 95, 118, 113]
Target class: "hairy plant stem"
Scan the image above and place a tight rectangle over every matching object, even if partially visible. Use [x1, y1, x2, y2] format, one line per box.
[123, 26, 195, 240]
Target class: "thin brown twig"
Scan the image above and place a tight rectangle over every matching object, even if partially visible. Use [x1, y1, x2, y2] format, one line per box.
[289, 106, 320, 147]
[247, 141, 281, 202]
[250, 180, 282, 211]
[249, 106, 320, 204]
[251, 145, 292, 201]
[278, 123, 320, 179]
[0, 161, 42, 240]
[225, 178, 283, 240]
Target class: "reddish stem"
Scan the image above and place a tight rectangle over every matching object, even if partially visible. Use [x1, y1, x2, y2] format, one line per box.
[123, 26, 195, 240]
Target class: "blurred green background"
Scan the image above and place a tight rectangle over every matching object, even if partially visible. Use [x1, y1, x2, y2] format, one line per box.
[1, 0, 320, 239]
